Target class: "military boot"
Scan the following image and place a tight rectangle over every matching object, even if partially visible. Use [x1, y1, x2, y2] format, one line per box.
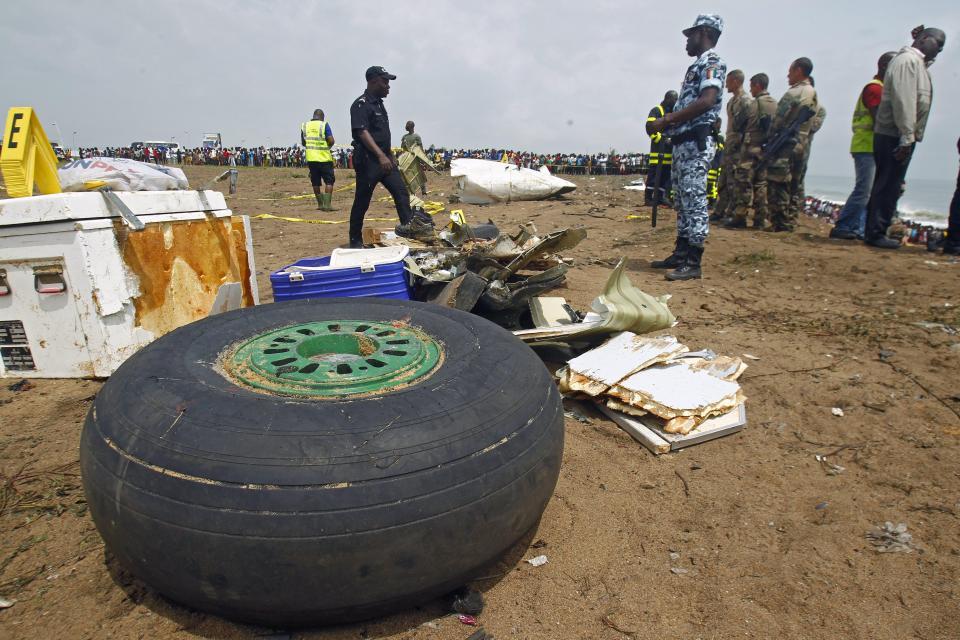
[651, 237, 688, 269]
[666, 243, 703, 281]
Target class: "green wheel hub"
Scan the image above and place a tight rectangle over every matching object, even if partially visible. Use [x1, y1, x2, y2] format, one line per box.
[224, 320, 443, 398]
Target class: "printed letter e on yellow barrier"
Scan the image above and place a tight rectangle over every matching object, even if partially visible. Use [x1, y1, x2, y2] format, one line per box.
[1, 107, 62, 198]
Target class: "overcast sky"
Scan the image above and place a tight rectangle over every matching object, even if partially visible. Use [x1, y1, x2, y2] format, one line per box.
[2, 0, 957, 180]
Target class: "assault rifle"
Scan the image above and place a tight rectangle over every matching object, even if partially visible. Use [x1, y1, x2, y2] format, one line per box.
[759, 105, 816, 167]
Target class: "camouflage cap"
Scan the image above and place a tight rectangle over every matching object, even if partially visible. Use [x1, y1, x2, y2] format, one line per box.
[682, 14, 724, 36]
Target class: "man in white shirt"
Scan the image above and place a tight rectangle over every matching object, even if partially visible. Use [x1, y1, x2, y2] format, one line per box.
[864, 27, 946, 249]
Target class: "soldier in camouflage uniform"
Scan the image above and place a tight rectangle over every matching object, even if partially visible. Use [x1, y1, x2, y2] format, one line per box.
[767, 57, 819, 232]
[647, 14, 726, 281]
[717, 70, 756, 228]
[791, 99, 827, 220]
[748, 73, 777, 228]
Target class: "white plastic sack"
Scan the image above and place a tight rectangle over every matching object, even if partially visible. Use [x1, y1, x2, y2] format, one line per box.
[450, 158, 576, 204]
[58, 157, 189, 192]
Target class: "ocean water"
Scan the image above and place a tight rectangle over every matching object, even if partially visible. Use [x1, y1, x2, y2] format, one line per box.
[806, 174, 954, 228]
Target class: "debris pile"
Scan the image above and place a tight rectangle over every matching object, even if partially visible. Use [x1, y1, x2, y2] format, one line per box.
[557, 332, 748, 453]
[368, 219, 587, 328]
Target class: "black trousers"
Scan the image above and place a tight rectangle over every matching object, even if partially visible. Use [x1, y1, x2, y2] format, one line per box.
[349, 155, 413, 243]
[865, 133, 914, 241]
[948, 166, 960, 251]
[645, 161, 672, 202]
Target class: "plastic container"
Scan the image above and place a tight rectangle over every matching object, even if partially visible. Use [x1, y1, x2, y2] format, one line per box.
[271, 246, 411, 302]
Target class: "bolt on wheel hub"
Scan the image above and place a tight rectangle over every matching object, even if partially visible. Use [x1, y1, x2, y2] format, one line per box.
[223, 320, 443, 397]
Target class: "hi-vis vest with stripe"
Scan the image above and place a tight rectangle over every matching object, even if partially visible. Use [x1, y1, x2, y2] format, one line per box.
[302, 120, 332, 163]
[850, 79, 883, 154]
[646, 104, 672, 166]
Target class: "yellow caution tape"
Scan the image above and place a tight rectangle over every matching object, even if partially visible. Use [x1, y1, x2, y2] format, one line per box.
[626, 214, 650, 220]
[254, 213, 397, 225]
[377, 195, 446, 216]
[253, 182, 356, 201]
[254, 193, 312, 201]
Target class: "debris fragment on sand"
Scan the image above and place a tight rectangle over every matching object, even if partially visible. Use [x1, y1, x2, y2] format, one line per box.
[526, 554, 548, 567]
[557, 332, 687, 396]
[450, 158, 576, 204]
[559, 332, 748, 450]
[513, 259, 676, 343]
[866, 522, 917, 553]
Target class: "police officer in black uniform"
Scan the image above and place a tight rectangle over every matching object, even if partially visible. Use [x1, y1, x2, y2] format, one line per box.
[348, 66, 418, 248]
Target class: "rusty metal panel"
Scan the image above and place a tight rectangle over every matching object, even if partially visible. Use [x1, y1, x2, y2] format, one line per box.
[117, 215, 255, 337]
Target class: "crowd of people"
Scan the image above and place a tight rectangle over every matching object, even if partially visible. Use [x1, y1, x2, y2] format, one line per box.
[74, 145, 312, 168]
[805, 195, 948, 249]
[69, 144, 650, 176]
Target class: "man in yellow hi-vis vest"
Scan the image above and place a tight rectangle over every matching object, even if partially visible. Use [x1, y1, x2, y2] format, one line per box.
[300, 109, 336, 210]
[829, 52, 895, 240]
[645, 91, 677, 206]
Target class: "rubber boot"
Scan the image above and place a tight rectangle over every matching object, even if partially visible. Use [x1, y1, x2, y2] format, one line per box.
[320, 192, 334, 211]
[314, 191, 324, 209]
[666, 243, 703, 281]
[651, 237, 688, 269]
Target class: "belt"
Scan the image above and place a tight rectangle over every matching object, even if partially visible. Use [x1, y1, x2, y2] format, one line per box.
[671, 125, 711, 145]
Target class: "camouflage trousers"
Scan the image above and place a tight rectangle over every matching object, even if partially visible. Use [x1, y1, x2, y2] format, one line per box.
[731, 146, 767, 225]
[789, 146, 813, 220]
[671, 138, 716, 245]
[752, 163, 769, 223]
[712, 153, 734, 218]
[767, 145, 806, 231]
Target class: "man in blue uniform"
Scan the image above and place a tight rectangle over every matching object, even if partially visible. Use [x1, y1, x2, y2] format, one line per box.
[348, 66, 425, 248]
[647, 14, 726, 280]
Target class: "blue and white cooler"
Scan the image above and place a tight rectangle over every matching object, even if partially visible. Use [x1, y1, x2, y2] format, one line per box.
[270, 246, 412, 302]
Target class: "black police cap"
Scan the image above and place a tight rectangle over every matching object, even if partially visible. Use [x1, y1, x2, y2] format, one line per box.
[365, 66, 397, 80]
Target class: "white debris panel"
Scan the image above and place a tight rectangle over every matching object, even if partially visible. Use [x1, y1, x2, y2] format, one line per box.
[558, 332, 747, 438]
[450, 159, 576, 204]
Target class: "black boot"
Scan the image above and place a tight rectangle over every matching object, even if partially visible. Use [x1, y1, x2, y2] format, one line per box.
[666, 243, 703, 281]
[651, 237, 688, 269]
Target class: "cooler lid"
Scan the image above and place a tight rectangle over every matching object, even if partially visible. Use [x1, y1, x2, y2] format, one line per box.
[328, 246, 410, 269]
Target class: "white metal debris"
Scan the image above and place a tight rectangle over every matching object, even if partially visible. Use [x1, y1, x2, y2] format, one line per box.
[450, 159, 576, 204]
[558, 331, 748, 450]
[558, 333, 687, 396]
[514, 259, 676, 343]
[607, 359, 743, 421]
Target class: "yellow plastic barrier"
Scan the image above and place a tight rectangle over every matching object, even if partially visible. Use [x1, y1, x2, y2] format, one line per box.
[1, 107, 62, 198]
